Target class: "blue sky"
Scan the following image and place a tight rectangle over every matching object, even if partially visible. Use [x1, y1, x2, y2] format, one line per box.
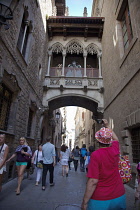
[66, 0, 93, 17]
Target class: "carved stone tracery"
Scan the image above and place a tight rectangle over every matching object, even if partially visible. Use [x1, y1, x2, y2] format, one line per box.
[86, 44, 98, 55]
[52, 43, 63, 54]
[66, 41, 83, 54]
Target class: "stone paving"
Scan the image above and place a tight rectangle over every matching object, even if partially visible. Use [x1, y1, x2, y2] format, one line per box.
[0, 163, 138, 210]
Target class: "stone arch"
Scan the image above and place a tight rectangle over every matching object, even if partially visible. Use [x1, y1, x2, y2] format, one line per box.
[51, 42, 63, 54]
[48, 94, 100, 114]
[86, 43, 100, 55]
[65, 39, 84, 54]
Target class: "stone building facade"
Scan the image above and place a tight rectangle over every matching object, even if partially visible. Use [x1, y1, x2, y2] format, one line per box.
[92, 0, 140, 187]
[74, 107, 100, 150]
[0, 0, 63, 182]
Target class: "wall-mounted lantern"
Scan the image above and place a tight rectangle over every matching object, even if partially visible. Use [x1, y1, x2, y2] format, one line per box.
[55, 111, 60, 120]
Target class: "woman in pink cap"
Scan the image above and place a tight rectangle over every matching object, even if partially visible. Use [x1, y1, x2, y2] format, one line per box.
[81, 119, 126, 210]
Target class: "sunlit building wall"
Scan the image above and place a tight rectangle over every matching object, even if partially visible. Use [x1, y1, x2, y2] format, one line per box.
[92, 0, 140, 188]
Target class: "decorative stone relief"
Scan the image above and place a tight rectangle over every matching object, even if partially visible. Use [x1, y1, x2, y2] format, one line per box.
[52, 43, 63, 54]
[66, 41, 83, 54]
[50, 79, 60, 85]
[88, 79, 98, 86]
[86, 44, 98, 55]
[65, 79, 82, 86]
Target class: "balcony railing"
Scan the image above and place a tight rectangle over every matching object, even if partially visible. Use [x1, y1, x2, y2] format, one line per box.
[49, 67, 99, 78]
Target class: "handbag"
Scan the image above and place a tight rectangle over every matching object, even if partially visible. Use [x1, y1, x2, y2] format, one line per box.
[22, 146, 31, 162]
[36, 161, 43, 169]
[118, 155, 132, 184]
[36, 151, 43, 169]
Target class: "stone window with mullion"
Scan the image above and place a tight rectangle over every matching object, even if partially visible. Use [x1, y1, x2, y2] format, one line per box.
[121, 5, 133, 51]
[17, 7, 32, 59]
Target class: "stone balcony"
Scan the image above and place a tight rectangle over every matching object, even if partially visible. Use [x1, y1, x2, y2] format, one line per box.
[43, 67, 103, 91]
[43, 67, 104, 113]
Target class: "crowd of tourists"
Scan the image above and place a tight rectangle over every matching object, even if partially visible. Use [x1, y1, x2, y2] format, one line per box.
[0, 119, 140, 209]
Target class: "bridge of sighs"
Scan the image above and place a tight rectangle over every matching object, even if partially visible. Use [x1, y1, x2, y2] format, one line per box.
[43, 16, 105, 117]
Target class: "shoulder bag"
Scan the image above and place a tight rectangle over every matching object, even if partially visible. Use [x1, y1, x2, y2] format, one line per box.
[36, 151, 43, 169]
[118, 155, 132, 184]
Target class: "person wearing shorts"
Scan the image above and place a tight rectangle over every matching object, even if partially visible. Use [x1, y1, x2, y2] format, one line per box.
[7, 137, 32, 195]
[60, 144, 70, 177]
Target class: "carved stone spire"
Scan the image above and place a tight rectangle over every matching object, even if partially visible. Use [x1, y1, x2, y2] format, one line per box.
[83, 7, 88, 17]
[65, 7, 69, 16]
[52, 6, 57, 16]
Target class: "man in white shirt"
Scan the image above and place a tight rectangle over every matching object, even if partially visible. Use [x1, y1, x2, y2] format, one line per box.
[42, 136, 56, 190]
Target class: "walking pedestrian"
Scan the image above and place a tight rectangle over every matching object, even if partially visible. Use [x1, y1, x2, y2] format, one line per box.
[66, 146, 72, 170]
[80, 144, 87, 172]
[81, 119, 126, 210]
[72, 146, 80, 171]
[32, 144, 43, 186]
[42, 136, 56, 190]
[0, 134, 9, 192]
[60, 144, 70, 177]
[6, 137, 32, 195]
[85, 146, 94, 173]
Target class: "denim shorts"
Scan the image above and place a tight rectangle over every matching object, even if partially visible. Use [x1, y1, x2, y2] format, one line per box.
[87, 194, 126, 210]
[16, 162, 27, 166]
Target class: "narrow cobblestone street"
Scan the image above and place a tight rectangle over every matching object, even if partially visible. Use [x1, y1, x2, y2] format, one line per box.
[0, 164, 138, 210]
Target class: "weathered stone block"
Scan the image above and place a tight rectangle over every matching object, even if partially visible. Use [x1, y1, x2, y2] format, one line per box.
[122, 145, 130, 154]
[131, 163, 138, 174]
[130, 112, 136, 126]
[124, 138, 130, 146]
[121, 130, 129, 138]
[122, 121, 128, 129]
[135, 109, 140, 124]
[126, 115, 131, 127]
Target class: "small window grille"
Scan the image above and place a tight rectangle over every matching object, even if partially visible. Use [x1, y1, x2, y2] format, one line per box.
[27, 109, 34, 137]
[0, 84, 12, 131]
[131, 127, 140, 163]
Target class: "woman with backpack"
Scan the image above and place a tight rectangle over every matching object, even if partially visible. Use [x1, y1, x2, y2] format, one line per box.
[72, 146, 80, 171]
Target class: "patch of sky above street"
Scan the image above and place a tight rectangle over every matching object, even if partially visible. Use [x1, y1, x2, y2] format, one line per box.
[66, 0, 93, 17]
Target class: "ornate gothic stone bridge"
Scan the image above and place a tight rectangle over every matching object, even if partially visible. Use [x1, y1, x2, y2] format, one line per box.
[42, 16, 104, 117]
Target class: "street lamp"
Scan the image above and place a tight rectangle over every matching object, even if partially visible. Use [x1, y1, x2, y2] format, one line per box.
[0, 0, 13, 30]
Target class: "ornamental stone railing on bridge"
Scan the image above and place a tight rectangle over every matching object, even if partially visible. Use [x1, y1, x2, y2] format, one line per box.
[43, 67, 104, 112]
[43, 67, 103, 92]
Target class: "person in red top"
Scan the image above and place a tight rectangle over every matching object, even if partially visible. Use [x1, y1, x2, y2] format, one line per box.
[81, 119, 126, 210]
